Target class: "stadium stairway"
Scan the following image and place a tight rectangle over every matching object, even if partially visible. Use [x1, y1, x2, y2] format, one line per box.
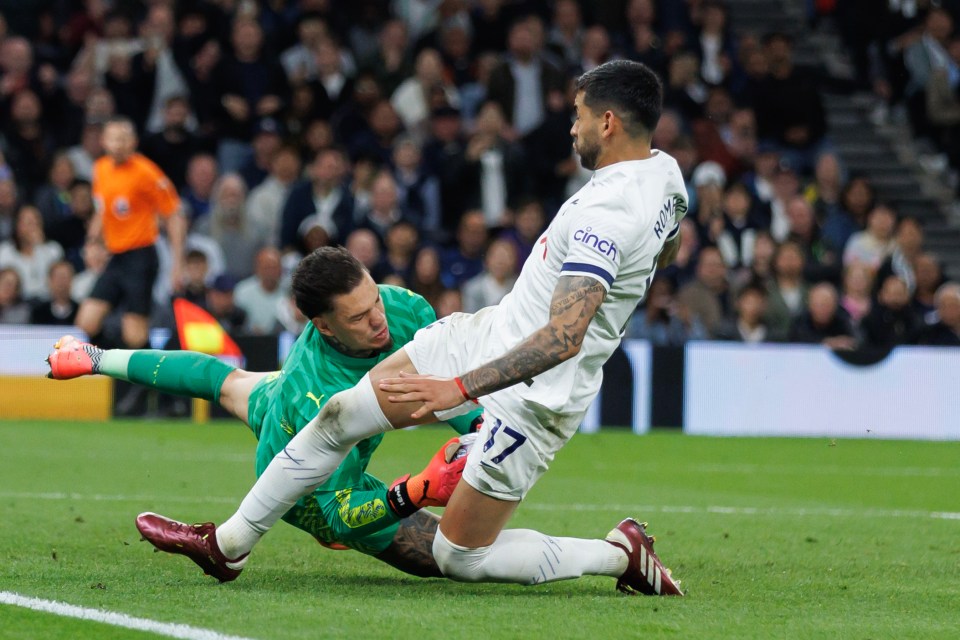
[725, 0, 960, 279]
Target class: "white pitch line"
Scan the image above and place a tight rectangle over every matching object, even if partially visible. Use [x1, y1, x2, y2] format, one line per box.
[0, 592, 257, 640]
[1, 490, 957, 521]
[522, 503, 960, 521]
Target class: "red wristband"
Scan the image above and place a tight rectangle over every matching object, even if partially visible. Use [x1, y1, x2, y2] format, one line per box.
[454, 376, 478, 403]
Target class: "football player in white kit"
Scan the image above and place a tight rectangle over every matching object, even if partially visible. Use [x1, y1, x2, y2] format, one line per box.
[158, 60, 688, 596]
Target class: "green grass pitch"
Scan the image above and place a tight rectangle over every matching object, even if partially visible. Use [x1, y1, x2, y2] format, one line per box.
[0, 419, 958, 639]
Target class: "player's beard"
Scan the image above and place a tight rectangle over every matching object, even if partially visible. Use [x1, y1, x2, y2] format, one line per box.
[574, 131, 601, 170]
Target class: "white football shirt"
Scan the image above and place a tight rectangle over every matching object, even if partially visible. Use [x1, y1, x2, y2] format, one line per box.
[487, 151, 688, 414]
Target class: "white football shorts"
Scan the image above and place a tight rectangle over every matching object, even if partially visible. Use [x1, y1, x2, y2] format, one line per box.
[404, 308, 586, 500]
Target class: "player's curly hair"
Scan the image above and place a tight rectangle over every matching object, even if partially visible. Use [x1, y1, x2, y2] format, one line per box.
[575, 60, 663, 137]
[292, 246, 366, 318]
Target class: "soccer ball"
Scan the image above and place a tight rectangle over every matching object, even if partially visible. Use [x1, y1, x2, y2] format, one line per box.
[447, 432, 478, 462]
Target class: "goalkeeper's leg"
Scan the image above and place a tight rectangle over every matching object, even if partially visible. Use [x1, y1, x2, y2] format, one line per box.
[46, 335, 259, 420]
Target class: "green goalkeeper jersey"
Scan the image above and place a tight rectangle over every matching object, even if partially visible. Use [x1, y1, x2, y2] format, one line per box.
[247, 285, 473, 508]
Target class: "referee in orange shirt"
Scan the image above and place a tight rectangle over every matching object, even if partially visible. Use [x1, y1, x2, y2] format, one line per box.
[76, 116, 185, 350]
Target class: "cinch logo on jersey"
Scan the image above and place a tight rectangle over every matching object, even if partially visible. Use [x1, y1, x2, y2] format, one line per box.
[573, 227, 618, 259]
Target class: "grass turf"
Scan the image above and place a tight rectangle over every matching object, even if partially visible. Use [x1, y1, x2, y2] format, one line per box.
[0, 419, 957, 639]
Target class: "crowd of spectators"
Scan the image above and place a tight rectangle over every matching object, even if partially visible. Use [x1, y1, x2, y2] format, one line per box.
[0, 0, 959, 350]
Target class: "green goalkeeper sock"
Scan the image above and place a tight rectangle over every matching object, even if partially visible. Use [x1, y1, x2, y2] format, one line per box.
[97, 350, 235, 403]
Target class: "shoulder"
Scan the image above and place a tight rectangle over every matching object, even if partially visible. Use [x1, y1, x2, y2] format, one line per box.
[380, 283, 431, 312]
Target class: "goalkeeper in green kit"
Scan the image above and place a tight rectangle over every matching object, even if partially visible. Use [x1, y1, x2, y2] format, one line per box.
[47, 247, 481, 581]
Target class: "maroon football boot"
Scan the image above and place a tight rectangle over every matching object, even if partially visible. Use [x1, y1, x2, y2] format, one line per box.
[136, 512, 247, 583]
[605, 518, 683, 596]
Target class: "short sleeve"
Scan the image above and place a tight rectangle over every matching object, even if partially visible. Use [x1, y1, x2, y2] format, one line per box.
[664, 192, 688, 241]
[559, 200, 636, 291]
[142, 160, 180, 217]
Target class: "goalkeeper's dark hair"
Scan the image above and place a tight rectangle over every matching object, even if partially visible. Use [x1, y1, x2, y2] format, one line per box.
[575, 60, 663, 137]
[292, 246, 367, 318]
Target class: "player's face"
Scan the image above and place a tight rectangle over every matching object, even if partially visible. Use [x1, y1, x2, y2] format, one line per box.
[571, 91, 602, 170]
[102, 122, 137, 162]
[317, 274, 392, 352]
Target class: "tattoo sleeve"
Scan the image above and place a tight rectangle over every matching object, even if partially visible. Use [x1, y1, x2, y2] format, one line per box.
[657, 229, 681, 269]
[375, 510, 441, 578]
[459, 276, 607, 399]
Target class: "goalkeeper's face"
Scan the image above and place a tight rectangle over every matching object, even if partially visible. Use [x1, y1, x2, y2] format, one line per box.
[316, 273, 392, 353]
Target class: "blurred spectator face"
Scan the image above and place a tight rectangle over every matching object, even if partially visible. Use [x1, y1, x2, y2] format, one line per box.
[207, 287, 235, 317]
[430, 110, 462, 142]
[380, 20, 408, 52]
[786, 197, 815, 237]
[936, 285, 960, 329]
[774, 242, 805, 279]
[702, 3, 727, 33]
[485, 240, 517, 281]
[508, 22, 536, 60]
[0, 268, 21, 306]
[184, 251, 208, 288]
[645, 277, 673, 317]
[475, 101, 507, 138]
[435, 288, 463, 317]
[393, 138, 421, 171]
[866, 205, 896, 240]
[272, 147, 302, 183]
[214, 174, 247, 212]
[386, 222, 419, 256]
[895, 218, 923, 255]
[814, 153, 841, 189]
[369, 101, 401, 138]
[163, 97, 190, 129]
[69, 181, 94, 219]
[843, 263, 873, 298]
[297, 16, 327, 48]
[252, 128, 281, 161]
[808, 284, 838, 326]
[315, 40, 342, 76]
[49, 155, 75, 190]
[48, 262, 74, 302]
[143, 5, 175, 44]
[554, 0, 581, 31]
[515, 201, 545, 242]
[668, 53, 700, 86]
[103, 13, 133, 39]
[755, 148, 779, 179]
[15, 205, 45, 246]
[0, 179, 18, 212]
[370, 173, 399, 212]
[764, 35, 793, 70]
[346, 229, 381, 268]
[737, 287, 767, 324]
[414, 49, 443, 84]
[303, 222, 331, 251]
[102, 120, 137, 162]
[1, 37, 32, 75]
[311, 150, 342, 188]
[179, 9, 209, 39]
[66, 69, 93, 105]
[232, 19, 263, 60]
[86, 88, 116, 122]
[304, 119, 334, 154]
[653, 110, 681, 149]
[414, 247, 441, 284]
[11, 90, 41, 124]
[458, 211, 489, 255]
[927, 9, 953, 43]
[626, 0, 656, 27]
[254, 248, 282, 290]
[915, 254, 942, 293]
[879, 276, 910, 310]
[187, 155, 218, 198]
[81, 123, 104, 154]
[581, 26, 610, 64]
[842, 177, 874, 217]
[705, 88, 734, 123]
[291, 84, 316, 117]
[772, 165, 800, 199]
[743, 49, 768, 78]
[723, 183, 752, 222]
[752, 232, 776, 275]
[697, 247, 727, 291]
[353, 74, 381, 109]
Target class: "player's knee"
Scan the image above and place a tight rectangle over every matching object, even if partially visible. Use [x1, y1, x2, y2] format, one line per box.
[432, 528, 489, 582]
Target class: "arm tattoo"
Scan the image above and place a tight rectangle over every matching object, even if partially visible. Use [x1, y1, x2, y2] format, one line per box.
[460, 276, 606, 398]
[374, 510, 441, 578]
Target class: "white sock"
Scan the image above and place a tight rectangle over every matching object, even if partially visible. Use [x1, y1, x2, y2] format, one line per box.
[433, 528, 628, 584]
[216, 374, 392, 558]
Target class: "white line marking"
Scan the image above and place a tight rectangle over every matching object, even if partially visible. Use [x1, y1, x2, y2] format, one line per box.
[2, 491, 957, 522]
[0, 592, 257, 640]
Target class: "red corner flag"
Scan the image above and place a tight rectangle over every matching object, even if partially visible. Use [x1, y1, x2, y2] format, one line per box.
[173, 298, 243, 358]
